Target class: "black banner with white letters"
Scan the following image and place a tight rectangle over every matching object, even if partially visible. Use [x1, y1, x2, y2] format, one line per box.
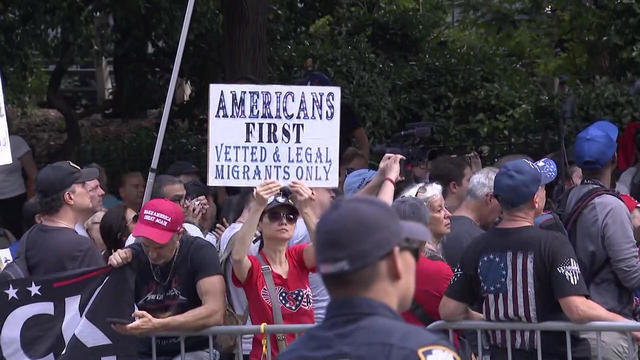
[0, 266, 138, 359]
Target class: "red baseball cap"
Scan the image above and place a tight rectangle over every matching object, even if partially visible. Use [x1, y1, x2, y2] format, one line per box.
[132, 198, 184, 244]
[620, 194, 640, 213]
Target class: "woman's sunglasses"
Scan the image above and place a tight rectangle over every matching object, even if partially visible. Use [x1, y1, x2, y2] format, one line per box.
[266, 210, 298, 224]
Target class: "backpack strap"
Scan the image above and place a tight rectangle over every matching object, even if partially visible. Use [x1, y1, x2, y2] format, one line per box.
[534, 213, 554, 227]
[563, 188, 621, 239]
[561, 186, 621, 285]
[409, 300, 436, 326]
[257, 254, 287, 352]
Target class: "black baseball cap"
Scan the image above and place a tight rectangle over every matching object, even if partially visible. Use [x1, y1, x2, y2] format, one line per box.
[167, 161, 199, 176]
[36, 161, 99, 197]
[263, 187, 299, 216]
[316, 196, 431, 275]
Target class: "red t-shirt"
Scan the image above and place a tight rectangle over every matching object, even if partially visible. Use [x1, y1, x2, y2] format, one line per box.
[402, 256, 452, 325]
[232, 244, 315, 360]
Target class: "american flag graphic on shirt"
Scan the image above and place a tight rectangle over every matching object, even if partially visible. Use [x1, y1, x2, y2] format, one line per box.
[478, 251, 537, 350]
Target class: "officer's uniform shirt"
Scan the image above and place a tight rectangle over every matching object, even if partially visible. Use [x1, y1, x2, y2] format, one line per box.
[278, 296, 459, 360]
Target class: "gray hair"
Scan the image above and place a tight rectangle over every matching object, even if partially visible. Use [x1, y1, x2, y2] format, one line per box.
[392, 197, 431, 226]
[465, 167, 499, 201]
[400, 182, 443, 206]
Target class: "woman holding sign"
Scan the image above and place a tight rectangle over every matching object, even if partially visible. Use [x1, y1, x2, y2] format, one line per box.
[231, 180, 318, 360]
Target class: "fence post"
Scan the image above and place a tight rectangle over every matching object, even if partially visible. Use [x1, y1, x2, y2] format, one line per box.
[565, 331, 572, 360]
[596, 332, 602, 360]
[180, 336, 186, 360]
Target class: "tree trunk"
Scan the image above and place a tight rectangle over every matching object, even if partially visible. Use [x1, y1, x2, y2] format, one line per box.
[46, 35, 81, 160]
[111, 4, 151, 120]
[222, 0, 269, 82]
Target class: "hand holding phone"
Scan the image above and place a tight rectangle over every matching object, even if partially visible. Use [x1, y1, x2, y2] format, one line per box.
[106, 317, 134, 325]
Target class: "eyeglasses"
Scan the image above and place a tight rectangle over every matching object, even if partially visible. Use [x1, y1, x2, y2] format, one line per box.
[266, 210, 298, 224]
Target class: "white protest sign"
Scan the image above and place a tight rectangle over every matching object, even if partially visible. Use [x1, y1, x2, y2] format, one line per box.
[0, 248, 12, 270]
[208, 84, 341, 187]
[0, 74, 11, 166]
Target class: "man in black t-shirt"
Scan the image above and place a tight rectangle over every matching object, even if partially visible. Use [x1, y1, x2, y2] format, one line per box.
[20, 161, 105, 276]
[439, 159, 640, 360]
[443, 167, 500, 268]
[109, 198, 225, 359]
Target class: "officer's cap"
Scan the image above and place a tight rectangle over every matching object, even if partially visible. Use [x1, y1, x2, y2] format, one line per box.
[315, 196, 431, 275]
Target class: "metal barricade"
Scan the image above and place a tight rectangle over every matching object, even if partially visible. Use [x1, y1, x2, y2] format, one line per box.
[427, 320, 640, 360]
[150, 324, 315, 360]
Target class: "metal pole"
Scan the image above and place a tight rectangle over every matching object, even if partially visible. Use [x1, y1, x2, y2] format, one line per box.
[142, 0, 196, 204]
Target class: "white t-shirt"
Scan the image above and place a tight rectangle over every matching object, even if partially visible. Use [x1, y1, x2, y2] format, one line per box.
[0, 135, 30, 199]
[288, 219, 330, 323]
[220, 222, 259, 355]
[75, 223, 89, 238]
[205, 232, 218, 250]
[183, 222, 205, 239]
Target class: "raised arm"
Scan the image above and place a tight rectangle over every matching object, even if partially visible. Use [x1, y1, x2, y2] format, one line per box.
[20, 150, 38, 199]
[376, 154, 404, 205]
[290, 180, 319, 269]
[356, 153, 404, 204]
[231, 180, 281, 283]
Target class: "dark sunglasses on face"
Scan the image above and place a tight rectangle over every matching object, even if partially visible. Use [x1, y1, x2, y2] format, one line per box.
[266, 210, 298, 224]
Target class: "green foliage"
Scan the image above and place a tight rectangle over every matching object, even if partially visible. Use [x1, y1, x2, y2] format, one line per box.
[4, 0, 640, 167]
[267, 0, 640, 160]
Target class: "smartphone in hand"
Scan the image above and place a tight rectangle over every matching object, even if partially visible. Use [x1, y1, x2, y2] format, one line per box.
[106, 317, 134, 325]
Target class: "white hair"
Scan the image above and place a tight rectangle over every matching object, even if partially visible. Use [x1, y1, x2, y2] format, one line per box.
[400, 182, 443, 206]
[465, 167, 499, 201]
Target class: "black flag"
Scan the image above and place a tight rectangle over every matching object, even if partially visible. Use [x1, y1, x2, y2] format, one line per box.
[0, 266, 138, 359]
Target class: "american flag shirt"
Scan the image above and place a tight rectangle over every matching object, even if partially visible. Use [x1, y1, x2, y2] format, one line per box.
[446, 226, 589, 353]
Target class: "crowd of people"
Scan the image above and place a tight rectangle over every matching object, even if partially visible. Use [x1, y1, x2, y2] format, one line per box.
[4, 117, 640, 360]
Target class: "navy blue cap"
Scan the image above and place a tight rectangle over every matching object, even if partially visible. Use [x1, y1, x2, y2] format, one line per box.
[574, 120, 618, 170]
[316, 196, 431, 275]
[493, 158, 557, 208]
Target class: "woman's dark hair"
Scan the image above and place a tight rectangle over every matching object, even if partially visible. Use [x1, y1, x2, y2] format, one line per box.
[100, 204, 131, 254]
[22, 196, 41, 232]
[220, 187, 254, 224]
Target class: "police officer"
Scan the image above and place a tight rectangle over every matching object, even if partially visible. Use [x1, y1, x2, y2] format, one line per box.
[279, 196, 459, 360]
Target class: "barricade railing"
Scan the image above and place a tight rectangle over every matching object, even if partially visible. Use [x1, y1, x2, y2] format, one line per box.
[150, 324, 315, 360]
[427, 320, 640, 360]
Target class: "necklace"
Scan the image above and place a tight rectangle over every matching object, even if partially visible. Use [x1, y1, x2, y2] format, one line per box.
[582, 178, 606, 188]
[149, 244, 180, 286]
[42, 217, 75, 229]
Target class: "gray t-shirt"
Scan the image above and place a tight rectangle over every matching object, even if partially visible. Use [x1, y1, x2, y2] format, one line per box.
[21, 224, 105, 276]
[442, 215, 484, 268]
[567, 184, 640, 318]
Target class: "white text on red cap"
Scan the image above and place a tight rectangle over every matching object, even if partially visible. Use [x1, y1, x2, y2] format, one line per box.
[143, 209, 172, 227]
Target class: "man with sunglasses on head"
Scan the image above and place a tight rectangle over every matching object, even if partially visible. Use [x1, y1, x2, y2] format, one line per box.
[108, 198, 226, 360]
[17, 161, 105, 276]
[279, 196, 458, 360]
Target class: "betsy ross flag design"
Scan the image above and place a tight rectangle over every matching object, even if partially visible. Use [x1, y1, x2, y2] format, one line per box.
[0, 266, 137, 359]
[478, 252, 537, 350]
